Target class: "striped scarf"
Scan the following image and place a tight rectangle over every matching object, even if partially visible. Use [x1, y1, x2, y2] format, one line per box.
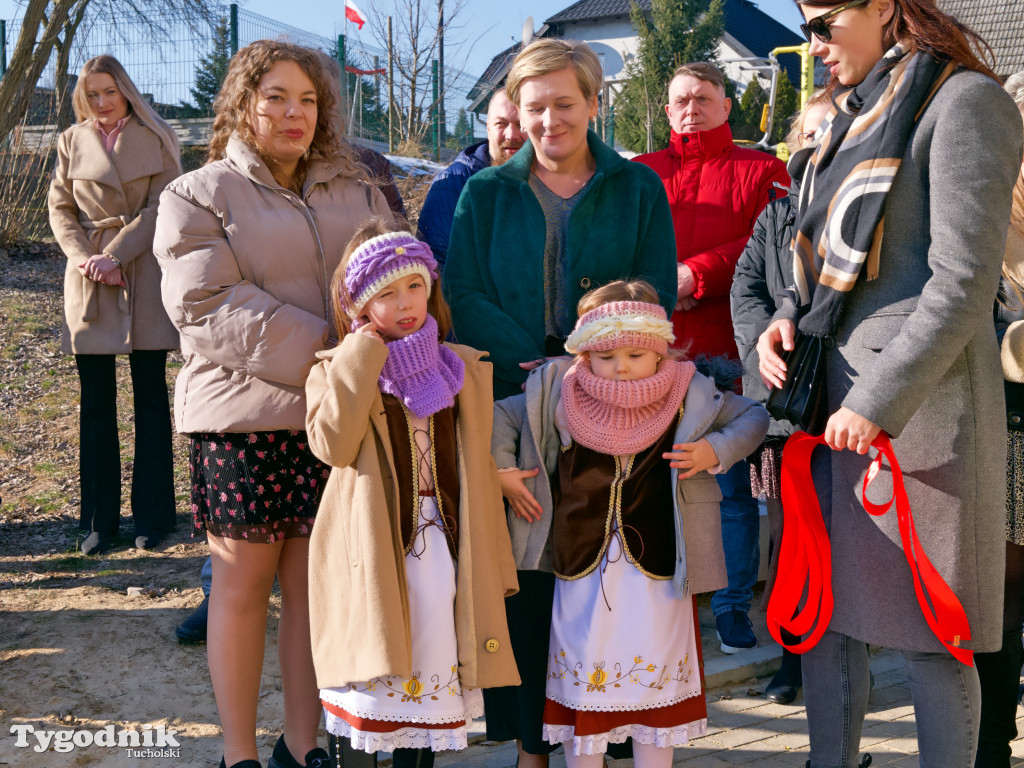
[788, 44, 956, 337]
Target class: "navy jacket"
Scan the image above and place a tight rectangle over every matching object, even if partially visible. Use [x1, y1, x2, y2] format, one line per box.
[417, 140, 491, 269]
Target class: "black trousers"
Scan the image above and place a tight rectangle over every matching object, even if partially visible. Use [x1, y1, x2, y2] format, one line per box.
[75, 351, 175, 536]
[975, 541, 1024, 767]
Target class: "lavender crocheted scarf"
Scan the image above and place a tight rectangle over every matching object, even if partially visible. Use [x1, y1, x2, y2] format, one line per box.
[379, 314, 465, 418]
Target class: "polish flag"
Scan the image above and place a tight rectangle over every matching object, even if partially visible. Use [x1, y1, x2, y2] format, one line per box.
[345, 0, 367, 29]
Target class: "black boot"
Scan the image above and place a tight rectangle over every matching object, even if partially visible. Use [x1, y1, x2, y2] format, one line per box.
[975, 628, 1024, 767]
[268, 734, 330, 768]
[390, 749, 434, 768]
[766, 645, 803, 705]
[220, 758, 262, 768]
[175, 595, 209, 644]
[327, 735, 377, 768]
[81, 530, 114, 555]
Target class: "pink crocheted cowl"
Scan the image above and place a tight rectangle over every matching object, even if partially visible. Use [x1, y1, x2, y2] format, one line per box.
[561, 357, 696, 455]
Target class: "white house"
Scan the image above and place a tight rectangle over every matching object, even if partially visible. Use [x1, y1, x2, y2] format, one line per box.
[467, 0, 805, 118]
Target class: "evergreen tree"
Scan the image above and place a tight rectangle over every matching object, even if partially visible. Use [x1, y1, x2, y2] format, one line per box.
[615, 0, 725, 154]
[452, 108, 471, 147]
[188, 17, 230, 116]
[771, 71, 799, 145]
[736, 76, 768, 141]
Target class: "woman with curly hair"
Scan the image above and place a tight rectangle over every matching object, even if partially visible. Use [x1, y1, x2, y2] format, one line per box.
[154, 41, 393, 768]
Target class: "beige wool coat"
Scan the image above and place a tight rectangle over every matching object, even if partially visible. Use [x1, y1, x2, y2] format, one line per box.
[49, 118, 181, 354]
[154, 135, 391, 434]
[305, 333, 521, 690]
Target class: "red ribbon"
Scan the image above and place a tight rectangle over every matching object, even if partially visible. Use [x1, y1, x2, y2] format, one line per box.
[766, 431, 973, 666]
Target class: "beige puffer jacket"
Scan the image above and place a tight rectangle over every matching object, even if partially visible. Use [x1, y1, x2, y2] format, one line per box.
[154, 135, 391, 433]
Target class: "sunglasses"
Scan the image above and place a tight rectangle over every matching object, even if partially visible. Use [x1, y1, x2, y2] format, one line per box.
[800, 0, 871, 43]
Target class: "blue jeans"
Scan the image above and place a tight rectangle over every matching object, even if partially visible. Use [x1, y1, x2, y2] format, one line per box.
[710, 459, 760, 616]
[803, 630, 981, 767]
[200, 556, 212, 597]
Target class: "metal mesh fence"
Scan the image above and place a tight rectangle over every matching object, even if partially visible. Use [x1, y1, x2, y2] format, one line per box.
[1, 3, 489, 152]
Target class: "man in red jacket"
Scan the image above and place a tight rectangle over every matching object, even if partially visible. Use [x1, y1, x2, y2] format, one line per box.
[635, 62, 789, 655]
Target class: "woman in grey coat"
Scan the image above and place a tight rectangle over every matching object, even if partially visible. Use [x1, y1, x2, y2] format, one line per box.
[757, 1, 1023, 765]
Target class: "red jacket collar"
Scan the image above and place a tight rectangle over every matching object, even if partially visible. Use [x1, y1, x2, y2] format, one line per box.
[669, 121, 734, 159]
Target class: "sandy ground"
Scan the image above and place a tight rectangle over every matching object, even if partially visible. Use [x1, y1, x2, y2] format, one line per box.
[0, 252, 289, 767]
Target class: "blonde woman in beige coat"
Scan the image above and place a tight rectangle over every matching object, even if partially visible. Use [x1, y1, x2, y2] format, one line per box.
[48, 55, 182, 557]
[154, 42, 392, 768]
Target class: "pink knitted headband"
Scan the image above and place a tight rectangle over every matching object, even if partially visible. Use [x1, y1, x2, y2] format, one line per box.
[564, 301, 675, 355]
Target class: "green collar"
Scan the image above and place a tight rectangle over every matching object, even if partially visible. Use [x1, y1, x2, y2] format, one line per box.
[495, 129, 625, 185]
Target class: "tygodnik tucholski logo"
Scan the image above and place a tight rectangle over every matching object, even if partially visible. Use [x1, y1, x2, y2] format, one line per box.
[10, 723, 182, 757]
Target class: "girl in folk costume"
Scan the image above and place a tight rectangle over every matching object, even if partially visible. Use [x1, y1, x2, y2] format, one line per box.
[304, 220, 520, 767]
[493, 281, 769, 768]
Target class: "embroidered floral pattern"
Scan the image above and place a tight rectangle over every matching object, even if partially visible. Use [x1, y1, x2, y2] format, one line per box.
[549, 650, 694, 692]
[347, 665, 463, 704]
[189, 430, 330, 543]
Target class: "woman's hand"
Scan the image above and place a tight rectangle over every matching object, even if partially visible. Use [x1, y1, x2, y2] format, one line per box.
[757, 318, 796, 389]
[78, 254, 125, 286]
[663, 438, 720, 479]
[498, 467, 543, 522]
[825, 407, 881, 455]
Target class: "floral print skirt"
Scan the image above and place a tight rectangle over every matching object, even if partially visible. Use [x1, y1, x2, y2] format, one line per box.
[1008, 430, 1024, 546]
[189, 430, 329, 543]
[543, 534, 706, 755]
[320, 497, 482, 753]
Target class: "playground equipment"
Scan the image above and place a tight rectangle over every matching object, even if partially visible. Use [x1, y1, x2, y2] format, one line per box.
[723, 43, 816, 158]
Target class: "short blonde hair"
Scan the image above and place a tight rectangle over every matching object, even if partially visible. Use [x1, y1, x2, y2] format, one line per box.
[506, 39, 603, 105]
[72, 55, 181, 172]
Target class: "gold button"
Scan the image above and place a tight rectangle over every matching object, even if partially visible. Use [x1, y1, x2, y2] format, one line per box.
[485, 638, 499, 653]
[580, 277, 591, 289]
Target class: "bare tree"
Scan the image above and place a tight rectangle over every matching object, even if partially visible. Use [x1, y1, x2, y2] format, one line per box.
[0, 0, 215, 143]
[363, 0, 471, 144]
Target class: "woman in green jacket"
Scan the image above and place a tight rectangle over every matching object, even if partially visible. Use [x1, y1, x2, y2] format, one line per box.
[443, 38, 677, 768]
[444, 39, 677, 401]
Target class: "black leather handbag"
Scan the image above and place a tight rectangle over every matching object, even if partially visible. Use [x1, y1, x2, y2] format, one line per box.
[765, 332, 830, 435]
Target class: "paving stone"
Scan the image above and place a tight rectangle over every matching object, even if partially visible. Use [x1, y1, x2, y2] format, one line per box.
[441, 644, 990, 767]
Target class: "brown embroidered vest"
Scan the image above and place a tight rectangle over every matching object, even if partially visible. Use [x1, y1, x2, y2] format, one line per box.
[552, 418, 678, 580]
[381, 394, 460, 559]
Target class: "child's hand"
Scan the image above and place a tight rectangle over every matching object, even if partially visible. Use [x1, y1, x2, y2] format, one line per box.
[498, 467, 543, 522]
[355, 319, 385, 343]
[663, 438, 720, 479]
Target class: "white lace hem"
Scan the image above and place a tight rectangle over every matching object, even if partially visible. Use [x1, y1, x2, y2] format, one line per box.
[542, 719, 707, 755]
[325, 710, 481, 753]
[544, 686, 703, 713]
[320, 689, 482, 725]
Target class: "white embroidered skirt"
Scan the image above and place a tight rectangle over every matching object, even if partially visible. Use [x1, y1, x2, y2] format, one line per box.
[321, 497, 483, 753]
[543, 533, 706, 755]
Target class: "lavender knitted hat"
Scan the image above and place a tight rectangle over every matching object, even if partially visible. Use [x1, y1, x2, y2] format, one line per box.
[343, 232, 439, 318]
